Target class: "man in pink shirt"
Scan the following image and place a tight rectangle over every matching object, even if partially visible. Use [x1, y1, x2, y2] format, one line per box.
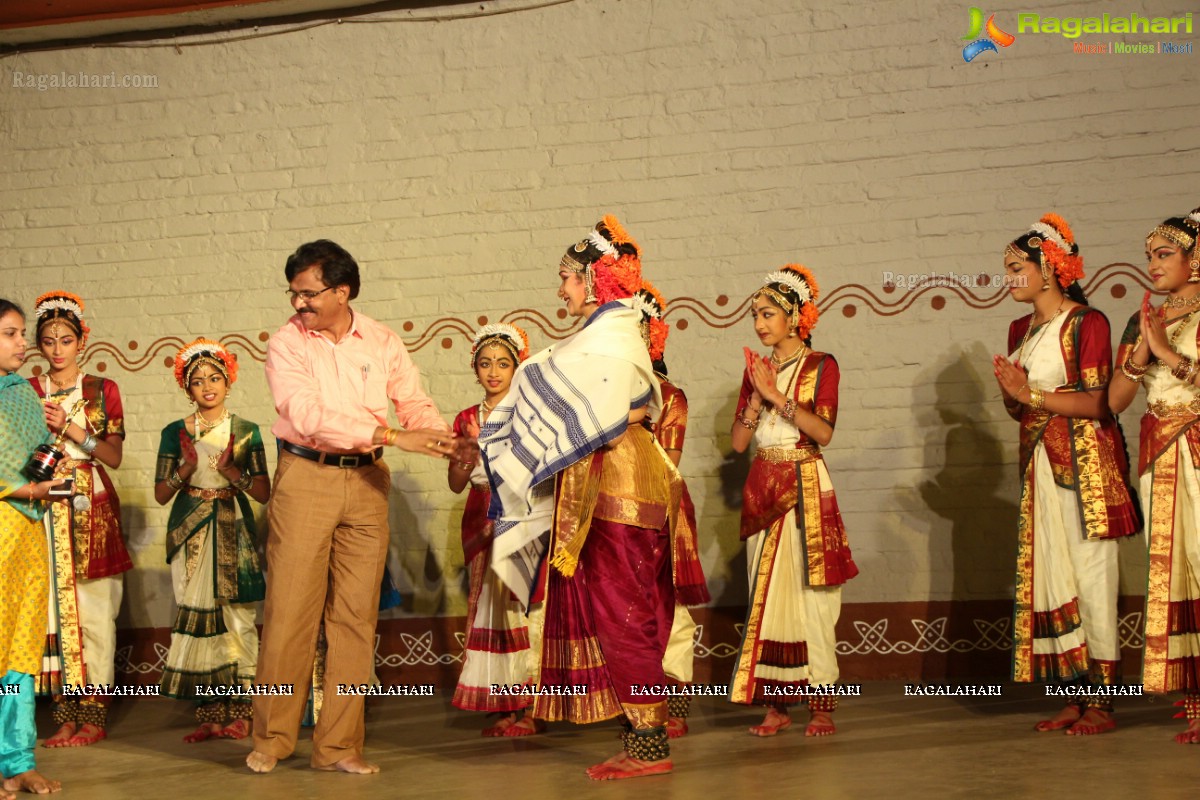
[247, 240, 456, 775]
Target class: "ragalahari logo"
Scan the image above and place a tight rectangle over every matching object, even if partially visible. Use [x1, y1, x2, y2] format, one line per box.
[962, 7, 1016, 62]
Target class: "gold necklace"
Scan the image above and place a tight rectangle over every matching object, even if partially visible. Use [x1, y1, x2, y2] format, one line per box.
[479, 396, 495, 423]
[195, 409, 229, 433]
[48, 371, 80, 392]
[1163, 293, 1200, 310]
[767, 347, 807, 431]
[770, 343, 806, 368]
[1016, 301, 1066, 366]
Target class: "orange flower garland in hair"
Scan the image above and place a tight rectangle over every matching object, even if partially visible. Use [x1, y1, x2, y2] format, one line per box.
[173, 338, 239, 390]
[601, 214, 641, 257]
[780, 263, 821, 340]
[33, 290, 91, 348]
[634, 281, 670, 361]
[1030, 213, 1084, 288]
[592, 253, 643, 304]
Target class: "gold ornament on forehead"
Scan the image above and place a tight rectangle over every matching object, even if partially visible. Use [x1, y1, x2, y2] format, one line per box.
[1146, 224, 1196, 251]
[185, 355, 229, 388]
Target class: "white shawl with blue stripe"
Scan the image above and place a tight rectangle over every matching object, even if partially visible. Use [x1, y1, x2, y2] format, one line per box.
[480, 300, 660, 607]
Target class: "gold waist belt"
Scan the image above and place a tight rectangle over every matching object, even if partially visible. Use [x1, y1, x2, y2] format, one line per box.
[755, 445, 821, 464]
[183, 485, 237, 500]
[1148, 398, 1200, 419]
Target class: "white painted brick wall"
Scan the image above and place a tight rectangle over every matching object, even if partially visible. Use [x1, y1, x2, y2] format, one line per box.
[0, 0, 1194, 627]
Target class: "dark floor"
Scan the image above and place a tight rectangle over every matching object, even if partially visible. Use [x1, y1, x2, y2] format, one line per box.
[28, 682, 1200, 800]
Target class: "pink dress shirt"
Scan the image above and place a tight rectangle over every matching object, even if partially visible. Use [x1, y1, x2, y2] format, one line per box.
[266, 311, 448, 453]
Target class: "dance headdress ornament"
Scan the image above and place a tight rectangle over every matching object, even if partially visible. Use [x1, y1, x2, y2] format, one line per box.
[470, 322, 530, 368]
[1148, 207, 1200, 283]
[1006, 213, 1084, 290]
[173, 338, 238, 391]
[560, 214, 643, 305]
[34, 291, 90, 349]
[753, 264, 820, 340]
[632, 281, 669, 362]
[1146, 207, 1200, 252]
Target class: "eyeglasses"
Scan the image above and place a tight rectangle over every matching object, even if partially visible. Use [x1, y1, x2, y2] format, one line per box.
[284, 286, 335, 303]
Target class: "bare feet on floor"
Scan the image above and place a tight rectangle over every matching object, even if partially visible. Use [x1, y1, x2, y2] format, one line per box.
[805, 709, 836, 737]
[481, 713, 518, 737]
[246, 751, 278, 773]
[1066, 708, 1116, 736]
[218, 719, 251, 740]
[501, 717, 545, 737]
[63, 723, 105, 747]
[183, 722, 224, 743]
[40, 723, 75, 749]
[1175, 718, 1200, 744]
[585, 752, 672, 781]
[748, 707, 791, 737]
[1034, 704, 1082, 732]
[3, 770, 62, 795]
[665, 716, 688, 739]
[314, 755, 380, 774]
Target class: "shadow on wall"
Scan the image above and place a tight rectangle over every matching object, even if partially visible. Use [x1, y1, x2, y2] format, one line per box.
[385, 467, 468, 619]
[913, 346, 1018, 677]
[714, 384, 750, 608]
[117, 502, 168, 630]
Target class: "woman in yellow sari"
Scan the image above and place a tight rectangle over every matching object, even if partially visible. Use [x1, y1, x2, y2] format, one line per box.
[0, 297, 62, 796]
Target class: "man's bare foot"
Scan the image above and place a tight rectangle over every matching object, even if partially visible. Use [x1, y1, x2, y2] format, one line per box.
[314, 755, 379, 774]
[481, 713, 518, 737]
[805, 709, 836, 737]
[501, 717, 545, 737]
[40, 723, 76, 749]
[665, 716, 688, 739]
[1175, 718, 1200, 744]
[2, 769, 62, 794]
[63, 723, 105, 747]
[1034, 704, 1082, 732]
[217, 719, 251, 740]
[1066, 708, 1116, 736]
[749, 707, 791, 737]
[183, 722, 223, 744]
[586, 752, 672, 781]
[246, 751, 278, 773]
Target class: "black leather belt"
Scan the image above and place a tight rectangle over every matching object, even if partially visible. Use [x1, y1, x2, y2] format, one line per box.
[280, 441, 382, 468]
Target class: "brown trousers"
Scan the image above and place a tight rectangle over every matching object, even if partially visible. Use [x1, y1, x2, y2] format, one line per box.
[251, 451, 391, 767]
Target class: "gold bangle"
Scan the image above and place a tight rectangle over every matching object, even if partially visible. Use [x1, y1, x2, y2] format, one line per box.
[739, 415, 760, 430]
[1120, 359, 1146, 383]
[384, 428, 399, 447]
[1029, 388, 1046, 411]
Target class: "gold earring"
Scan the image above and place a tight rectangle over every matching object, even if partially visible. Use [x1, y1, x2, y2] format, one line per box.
[1189, 257, 1200, 283]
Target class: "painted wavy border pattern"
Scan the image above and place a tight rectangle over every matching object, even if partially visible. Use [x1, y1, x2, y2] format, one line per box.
[37, 264, 1152, 372]
[114, 613, 1145, 679]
